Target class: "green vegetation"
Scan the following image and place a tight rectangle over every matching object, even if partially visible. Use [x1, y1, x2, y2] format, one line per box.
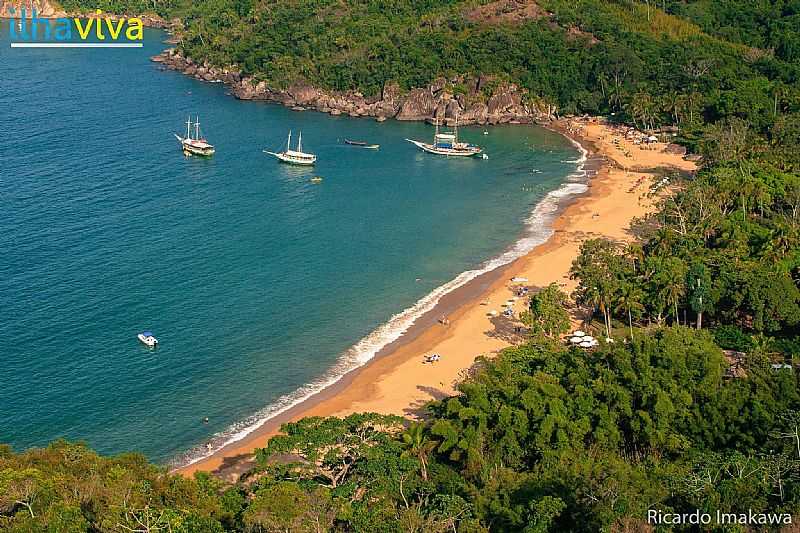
[4, 0, 800, 530]
[4, 326, 800, 531]
[60, 0, 800, 169]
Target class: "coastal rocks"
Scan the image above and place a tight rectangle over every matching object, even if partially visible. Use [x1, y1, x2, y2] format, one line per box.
[396, 88, 438, 121]
[151, 49, 549, 126]
[1, 0, 63, 18]
[288, 84, 320, 106]
[487, 84, 523, 116]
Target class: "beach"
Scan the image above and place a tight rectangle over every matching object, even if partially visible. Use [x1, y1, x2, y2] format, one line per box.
[179, 118, 697, 481]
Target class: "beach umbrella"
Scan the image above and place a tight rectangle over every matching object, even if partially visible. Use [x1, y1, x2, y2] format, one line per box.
[580, 341, 594, 348]
[570, 337, 583, 344]
[573, 330, 586, 337]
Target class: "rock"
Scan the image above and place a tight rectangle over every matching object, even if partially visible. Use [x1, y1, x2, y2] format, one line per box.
[445, 99, 462, 119]
[289, 85, 320, 106]
[382, 81, 401, 102]
[330, 109, 342, 116]
[376, 116, 387, 122]
[461, 103, 488, 124]
[665, 143, 687, 155]
[396, 88, 437, 121]
[487, 85, 522, 115]
[430, 77, 447, 94]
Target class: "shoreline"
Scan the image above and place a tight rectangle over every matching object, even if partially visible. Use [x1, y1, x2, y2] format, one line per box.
[177, 117, 696, 481]
[171, 126, 595, 474]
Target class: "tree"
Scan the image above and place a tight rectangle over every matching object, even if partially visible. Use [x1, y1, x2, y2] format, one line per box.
[571, 239, 627, 338]
[243, 483, 337, 533]
[523, 283, 571, 339]
[613, 281, 645, 338]
[686, 262, 712, 329]
[256, 413, 403, 488]
[401, 423, 437, 482]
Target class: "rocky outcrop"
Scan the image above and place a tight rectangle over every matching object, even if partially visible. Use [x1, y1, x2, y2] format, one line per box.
[0, 2, 172, 28]
[1, 0, 62, 17]
[151, 48, 553, 125]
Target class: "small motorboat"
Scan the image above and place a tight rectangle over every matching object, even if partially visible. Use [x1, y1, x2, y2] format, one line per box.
[345, 139, 380, 149]
[138, 331, 158, 347]
[311, 176, 323, 184]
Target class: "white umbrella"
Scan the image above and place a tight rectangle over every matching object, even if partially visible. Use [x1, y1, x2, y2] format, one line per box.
[580, 341, 594, 348]
[573, 330, 586, 337]
[570, 337, 583, 344]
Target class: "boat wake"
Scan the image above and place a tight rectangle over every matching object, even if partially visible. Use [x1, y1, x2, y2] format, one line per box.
[173, 140, 590, 469]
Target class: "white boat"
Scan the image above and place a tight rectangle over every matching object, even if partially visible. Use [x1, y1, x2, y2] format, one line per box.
[174, 117, 215, 156]
[406, 114, 482, 157]
[264, 131, 317, 165]
[137, 331, 158, 347]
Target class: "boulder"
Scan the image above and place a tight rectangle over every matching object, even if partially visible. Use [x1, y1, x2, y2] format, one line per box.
[289, 84, 320, 106]
[396, 88, 437, 121]
[487, 85, 522, 115]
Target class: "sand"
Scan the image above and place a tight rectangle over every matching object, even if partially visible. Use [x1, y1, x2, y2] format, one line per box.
[178, 118, 696, 481]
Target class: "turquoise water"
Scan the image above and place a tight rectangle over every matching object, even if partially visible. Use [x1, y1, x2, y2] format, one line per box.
[0, 27, 582, 464]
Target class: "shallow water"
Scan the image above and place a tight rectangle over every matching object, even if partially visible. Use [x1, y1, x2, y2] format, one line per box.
[0, 26, 581, 463]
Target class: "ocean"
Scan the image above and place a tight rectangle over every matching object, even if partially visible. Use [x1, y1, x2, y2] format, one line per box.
[0, 26, 584, 465]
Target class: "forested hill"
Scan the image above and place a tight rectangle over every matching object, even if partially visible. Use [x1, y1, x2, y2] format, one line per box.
[56, 0, 800, 160]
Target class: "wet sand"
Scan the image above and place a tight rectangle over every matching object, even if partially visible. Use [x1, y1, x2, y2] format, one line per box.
[178, 118, 696, 481]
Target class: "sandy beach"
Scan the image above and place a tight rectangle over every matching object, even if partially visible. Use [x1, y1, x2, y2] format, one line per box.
[179, 118, 697, 481]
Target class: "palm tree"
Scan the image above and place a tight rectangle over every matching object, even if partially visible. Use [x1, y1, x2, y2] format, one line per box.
[401, 423, 437, 482]
[614, 283, 645, 338]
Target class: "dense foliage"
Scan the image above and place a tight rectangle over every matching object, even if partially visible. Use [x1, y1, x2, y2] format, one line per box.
[3, 0, 800, 530]
[3, 328, 800, 531]
[62, 0, 800, 165]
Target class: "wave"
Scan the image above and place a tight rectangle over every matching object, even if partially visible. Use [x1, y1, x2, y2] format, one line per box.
[172, 138, 591, 469]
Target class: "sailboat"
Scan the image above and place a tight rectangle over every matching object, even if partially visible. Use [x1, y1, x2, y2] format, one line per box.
[264, 131, 317, 165]
[174, 117, 215, 156]
[406, 113, 482, 157]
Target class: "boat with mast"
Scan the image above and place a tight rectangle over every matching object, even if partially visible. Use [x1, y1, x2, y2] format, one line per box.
[174, 117, 215, 156]
[406, 113, 482, 157]
[264, 131, 317, 165]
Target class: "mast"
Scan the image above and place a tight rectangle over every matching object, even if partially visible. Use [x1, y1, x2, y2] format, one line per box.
[454, 111, 459, 143]
[186, 117, 192, 140]
[287, 131, 292, 152]
[195, 116, 200, 141]
[434, 118, 439, 144]
[298, 131, 302, 153]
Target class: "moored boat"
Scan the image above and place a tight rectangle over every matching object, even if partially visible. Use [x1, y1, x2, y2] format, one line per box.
[174, 117, 215, 156]
[137, 331, 158, 347]
[264, 131, 317, 165]
[406, 115, 482, 157]
[345, 139, 380, 149]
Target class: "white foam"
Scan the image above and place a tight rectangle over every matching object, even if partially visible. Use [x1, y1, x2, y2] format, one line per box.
[173, 138, 590, 469]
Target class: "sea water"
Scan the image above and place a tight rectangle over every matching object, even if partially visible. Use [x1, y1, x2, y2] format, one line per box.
[0, 27, 583, 463]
